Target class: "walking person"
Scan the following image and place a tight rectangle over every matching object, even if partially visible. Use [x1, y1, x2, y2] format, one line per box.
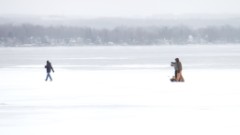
[45, 60, 54, 81]
[170, 58, 184, 82]
[175, 58, 184, 82]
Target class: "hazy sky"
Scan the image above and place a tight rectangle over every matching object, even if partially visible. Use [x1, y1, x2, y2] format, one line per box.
[0, 0, 240, 17]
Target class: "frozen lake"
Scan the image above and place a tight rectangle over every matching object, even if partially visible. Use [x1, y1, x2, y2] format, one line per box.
[0, 45, 240, 135]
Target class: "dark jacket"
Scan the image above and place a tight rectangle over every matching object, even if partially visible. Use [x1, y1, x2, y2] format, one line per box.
[45, 61, 54, 73]
[176, 61, 182, 73]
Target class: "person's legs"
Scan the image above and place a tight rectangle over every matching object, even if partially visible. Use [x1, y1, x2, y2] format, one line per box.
[45, 74, 48, 81]
[45, 73, 52, 81]
[49, 73, 52, 81]
[175, 70, 178, 81]
[179, 73, 184, 82]
[176, 71, 185, 82]
[45, 73, 49, 81]
[176, 72, 181, 81]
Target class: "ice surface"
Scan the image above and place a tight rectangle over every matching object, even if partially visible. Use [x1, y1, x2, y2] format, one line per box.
[0, 45, 240, 135]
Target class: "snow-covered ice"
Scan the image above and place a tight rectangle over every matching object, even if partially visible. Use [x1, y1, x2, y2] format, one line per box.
[0, 45, 240, 135]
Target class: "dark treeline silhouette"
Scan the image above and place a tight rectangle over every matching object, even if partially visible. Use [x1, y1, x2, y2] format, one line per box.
[0, 24, 240, 46]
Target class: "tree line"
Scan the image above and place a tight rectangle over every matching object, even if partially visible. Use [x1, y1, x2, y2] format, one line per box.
[0, 24, 240, 46]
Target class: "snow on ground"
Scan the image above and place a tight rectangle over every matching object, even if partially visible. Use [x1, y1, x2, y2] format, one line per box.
[0, 45, 240, 135]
